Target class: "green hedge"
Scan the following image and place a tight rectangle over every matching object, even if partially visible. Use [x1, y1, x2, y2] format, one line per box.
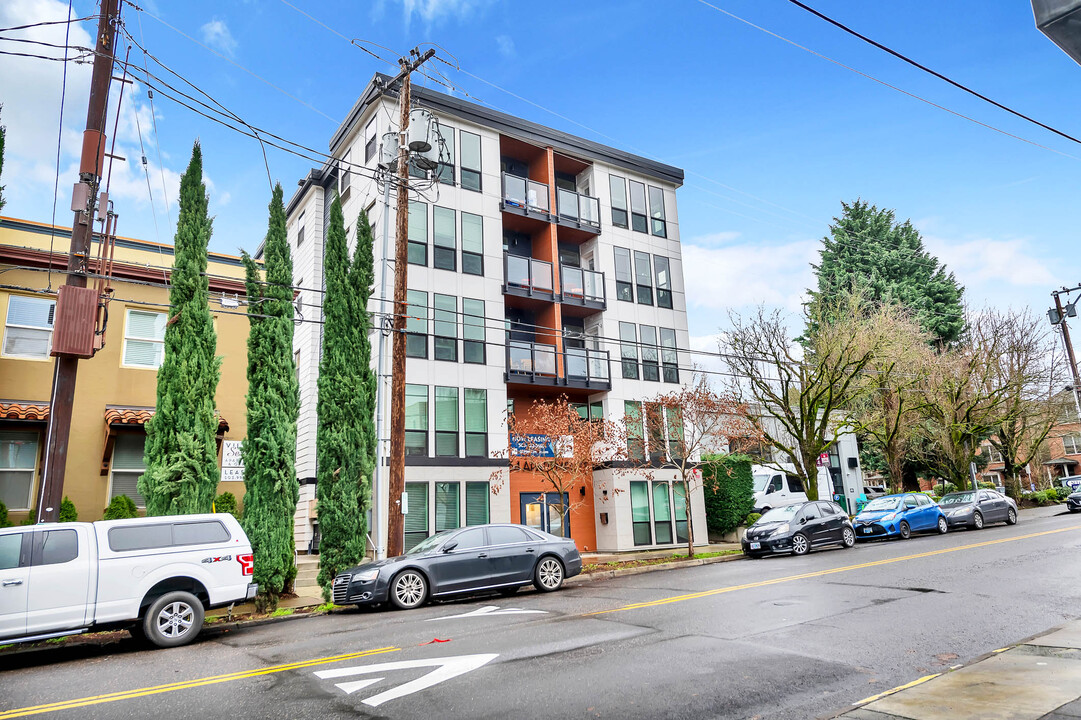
[103, 495, 139, 520]
[702, 453, 755, 536]
[1056, 486, 1073, 502]
[932, 482, 958, 496]
[58, 496, 78, 523]
[214, 491, 241, 520]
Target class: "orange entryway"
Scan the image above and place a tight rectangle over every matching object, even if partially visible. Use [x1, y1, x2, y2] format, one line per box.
[509, 469, 597, 552]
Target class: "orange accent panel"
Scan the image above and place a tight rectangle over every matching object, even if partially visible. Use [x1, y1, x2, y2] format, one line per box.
[509, 468, 598, 552]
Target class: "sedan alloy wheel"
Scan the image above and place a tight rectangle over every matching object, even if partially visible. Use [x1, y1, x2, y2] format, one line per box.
[842, 527, 855, 548]
[1006, 508, 1017, 525]
[534, 557, 565, 592]
[791, 533, 810, 555]
[391, 571, 427, 609]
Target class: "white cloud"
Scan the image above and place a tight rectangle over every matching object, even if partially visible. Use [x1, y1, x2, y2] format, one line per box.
[686, 230, 742, 246]
[681, 238, 817, 316]
[200, 18, 237, 58]
[397, 0, 493, 27]
[495, 34, 515, 58]
[924, 234, 1055, 288]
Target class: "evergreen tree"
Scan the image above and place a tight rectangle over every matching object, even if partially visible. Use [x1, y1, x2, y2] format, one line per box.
[314, 195, 372, 599]
[809, 199, 964, 347]
[349, 208, 378, 531]
[240, 183, 300, 611]
[140, 142, 221, 515]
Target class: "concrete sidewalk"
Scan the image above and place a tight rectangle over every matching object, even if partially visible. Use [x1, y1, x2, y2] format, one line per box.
[581, 541, 739, 565]
[835, 619, 1081, 720]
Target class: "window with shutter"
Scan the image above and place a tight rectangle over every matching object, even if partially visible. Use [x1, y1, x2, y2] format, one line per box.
[3, 295, 56, 359]
[122, 309, 166, 369]
[465, 482, 489, 526]
[464, 388, 487, 457]
[110, 433, 148, 507]
[434, 386, 459, 457]
[435, 482, 460, 532]
[0, 430, 39, 510]
[404, 482, 429, 551]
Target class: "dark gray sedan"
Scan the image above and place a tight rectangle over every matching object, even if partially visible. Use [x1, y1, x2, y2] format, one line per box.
[939, 489, 1018, 529]
[332, 524, 582, 610]
[1067, 491, 1081, 513]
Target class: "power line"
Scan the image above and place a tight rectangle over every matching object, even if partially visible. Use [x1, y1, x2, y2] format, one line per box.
[0, 15, 99, 33]
[692, 0, 1081, 163]
[45, 0, 74, 292]
[785, 0, 1081, 149]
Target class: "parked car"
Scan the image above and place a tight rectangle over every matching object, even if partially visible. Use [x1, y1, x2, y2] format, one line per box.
[939, 489, 1018, 529]
[751, 464, 834, 513]
[0, 514, 256, 649]
[741, 501, 855, 558]
[332, 524, 581, 610]
[853, 493, 948, 540]
[1068, 490, 1081, 513]
[862, 484, 888, 500]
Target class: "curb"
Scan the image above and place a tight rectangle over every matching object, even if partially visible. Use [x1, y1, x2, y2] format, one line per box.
[567, 553, 744, 585]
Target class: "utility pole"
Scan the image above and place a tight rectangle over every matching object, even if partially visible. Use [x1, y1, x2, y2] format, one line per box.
[1053, 289, 1081, 420]
[386, 48, 435, 558]
[37, 0, 122, 523]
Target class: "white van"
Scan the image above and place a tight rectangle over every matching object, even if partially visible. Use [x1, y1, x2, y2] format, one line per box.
[752, 464, 834, 513]
[0, 513, 256, 649]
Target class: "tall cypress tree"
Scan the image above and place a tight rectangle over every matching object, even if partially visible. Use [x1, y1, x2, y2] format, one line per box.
[240, 183, 300, 611]
[315, 195, 368, 599]
[349, 208, 377, 536]
[141, 142, 221, 515]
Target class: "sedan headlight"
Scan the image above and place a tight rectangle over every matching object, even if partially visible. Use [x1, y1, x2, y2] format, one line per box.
[354, 569, 379, 582]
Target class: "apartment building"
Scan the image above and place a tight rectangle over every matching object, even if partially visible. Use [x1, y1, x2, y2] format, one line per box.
[0, 216, 251, 522]
[285, 74, 705, 554]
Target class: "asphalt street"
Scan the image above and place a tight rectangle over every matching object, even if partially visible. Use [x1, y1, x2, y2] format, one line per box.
[3, 505, 1080, 720]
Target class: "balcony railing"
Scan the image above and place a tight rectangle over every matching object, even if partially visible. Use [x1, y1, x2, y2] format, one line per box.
[559, 265, 605, 305]
[505, 254, 554, 294]
[502, 172, 550, 214]
[506, 341, 611, 388]
[556, 187, 600, 228]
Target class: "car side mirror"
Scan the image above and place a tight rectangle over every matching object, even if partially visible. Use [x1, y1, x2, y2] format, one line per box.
[442, 542, 458, 553]
[800, 517, 808, 524]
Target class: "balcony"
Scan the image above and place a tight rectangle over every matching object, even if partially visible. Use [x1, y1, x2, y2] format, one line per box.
[506, 341, 611, 391]
[504, 254, 554, 301]
[502, 172, 550, 217]
[559, 265, 606, 313]
[556, 187, 600, 232]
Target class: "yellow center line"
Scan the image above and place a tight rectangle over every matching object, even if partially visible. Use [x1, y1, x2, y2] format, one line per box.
[0, 646, 399, 719]
[586, 524, 1081, 616]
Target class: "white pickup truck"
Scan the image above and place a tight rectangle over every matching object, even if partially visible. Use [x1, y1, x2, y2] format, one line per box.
[0, 513, 256, 648]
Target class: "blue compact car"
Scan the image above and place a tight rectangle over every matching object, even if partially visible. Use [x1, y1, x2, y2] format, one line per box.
[853, 493, 948, 541]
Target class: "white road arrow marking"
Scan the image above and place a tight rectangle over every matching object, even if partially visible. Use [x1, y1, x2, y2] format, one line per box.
[427, 605, 549, 621]
[314, 653, 499, 707]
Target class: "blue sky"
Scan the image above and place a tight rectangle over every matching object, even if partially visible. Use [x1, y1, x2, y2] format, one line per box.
[2, 0, 1080, 347]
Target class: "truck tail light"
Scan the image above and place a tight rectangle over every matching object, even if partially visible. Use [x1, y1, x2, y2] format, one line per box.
[237, 553, 254, 576]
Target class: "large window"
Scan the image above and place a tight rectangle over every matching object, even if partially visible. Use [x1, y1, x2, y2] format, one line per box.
[628, 180, 648, 233]
[614, 247, 633, 302]
[123, 309, 167, 369]
[1065, 433, 1081, 455]
[408, 201, 428, 266]
[110, 433, 147, 508]
[3, 295, 55, 359]
[297, 211, 305, 247]
[405, 384, 428, 456]
[649, 186, 666, 238]
[465, 481, 489, 525]
[0, 431, 38, 510]
[619, 322, 639, 379]
[660, 328, 679, 383]
[640, 325, 659, 382]
[462, 298, 485, 364]
[461, 212, 484, 275]
[406, 290, 428, 359]
[652, 482, 673, 544]
[674, 483, 688, 543]
[435, 386, 459, 457]
[609, 175, 628, 228]
[364, 118, 377, 162]
[404, 481, 429, 551]
[634, 251, 653, 305]
[630, 481, 651, 546]
[464, 388, 487, 458]
[655, 256, 673, 309]
[437, 126, 455, 185]
[625, 401, 645, 461]
[433, 206, 457, 271]
[435, 482, 460, 532]
[433, 294, 457, 362]
[460, 131, 481, 192]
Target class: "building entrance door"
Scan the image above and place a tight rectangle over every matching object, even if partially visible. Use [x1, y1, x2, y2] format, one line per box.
[519, 492, 571, 539]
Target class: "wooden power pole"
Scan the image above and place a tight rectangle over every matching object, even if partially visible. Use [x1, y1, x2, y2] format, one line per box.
[1054, 290, 1081, 419]
[37, 0, 122, 523]
[386, 49, 435, 557]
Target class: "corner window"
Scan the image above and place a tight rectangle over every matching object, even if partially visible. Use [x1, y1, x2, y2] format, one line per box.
[434, 386, 459, 457]
[649, 186, 666, 238]
[433, 294, 458, 362]
[634, 251, 653, 305]
[619, 322, 639, 379]
[408, 201, 428, 266]
[654, 256, 672, 309]
[461, 212, 484, 275]
[614, 247, 633, 302]
[462, 298, 485, 364]
[364, 118, 377, 163]
[0, 430, 39, 511]
[3, 295, 55, 359]
[123, 309, 167, 369]
[628, 180, 648, 233]
[464, 388, 487, 458]
[405, 290, 428, 359]
[609, 175, 628, 228]
[405, 385, 428, 456]
[660, 328, 678, 383]
[460, 131, 482, 192]
[110, 433, 147, 507]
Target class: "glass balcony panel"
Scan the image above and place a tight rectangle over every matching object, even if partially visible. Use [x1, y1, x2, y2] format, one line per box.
[557, 188, 579, 222]
[526, 180, 550, 212]
[534, 343, 557, 375]
[583, 269, 603, 301]
[589, 349, 610, 380]
[566, 347, 588, 379]
[562, 267, 585, 298]
[503, 174, 527, 207]
[506, 255, 530, 287]
[580, 196, 600, 226]
[532, 259, 553, 292]
[508, 341, 533, 373]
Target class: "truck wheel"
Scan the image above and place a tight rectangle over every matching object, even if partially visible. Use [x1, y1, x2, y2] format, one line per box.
[143, 591, 204, 648]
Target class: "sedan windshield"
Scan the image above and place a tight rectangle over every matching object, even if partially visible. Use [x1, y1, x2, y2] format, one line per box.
[863, 497, 901, 512]
[758, 505, 799, 524]
[406, 530, 455, 555]
[940, 492, 976, 506]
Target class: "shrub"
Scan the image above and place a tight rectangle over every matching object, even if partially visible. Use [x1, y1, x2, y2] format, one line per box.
[745, 512, 762, 526]
[0, 501, 9, 528]
[702, 454, 755, 536]
[22, 507, 37, 525]
[214, 491, 241, 520]
[58, 496, 78, 523]
[102, 495, 139, 520]
[1055, 486, 1072, 502]
[978, 481, 996, 490]
[933, 482, 958, 496]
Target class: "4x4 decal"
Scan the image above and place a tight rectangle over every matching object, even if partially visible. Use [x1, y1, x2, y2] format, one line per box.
[201, 555, 233, 564]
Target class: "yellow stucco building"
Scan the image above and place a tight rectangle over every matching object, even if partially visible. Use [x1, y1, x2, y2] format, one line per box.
[0, 216, 251, 523]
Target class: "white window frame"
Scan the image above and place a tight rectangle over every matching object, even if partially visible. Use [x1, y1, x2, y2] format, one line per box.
[121, 308, 166, 370]
[1065, 434, 1081, 455]
[2, 294, 56, 360]
[0, 430, 40, 511]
